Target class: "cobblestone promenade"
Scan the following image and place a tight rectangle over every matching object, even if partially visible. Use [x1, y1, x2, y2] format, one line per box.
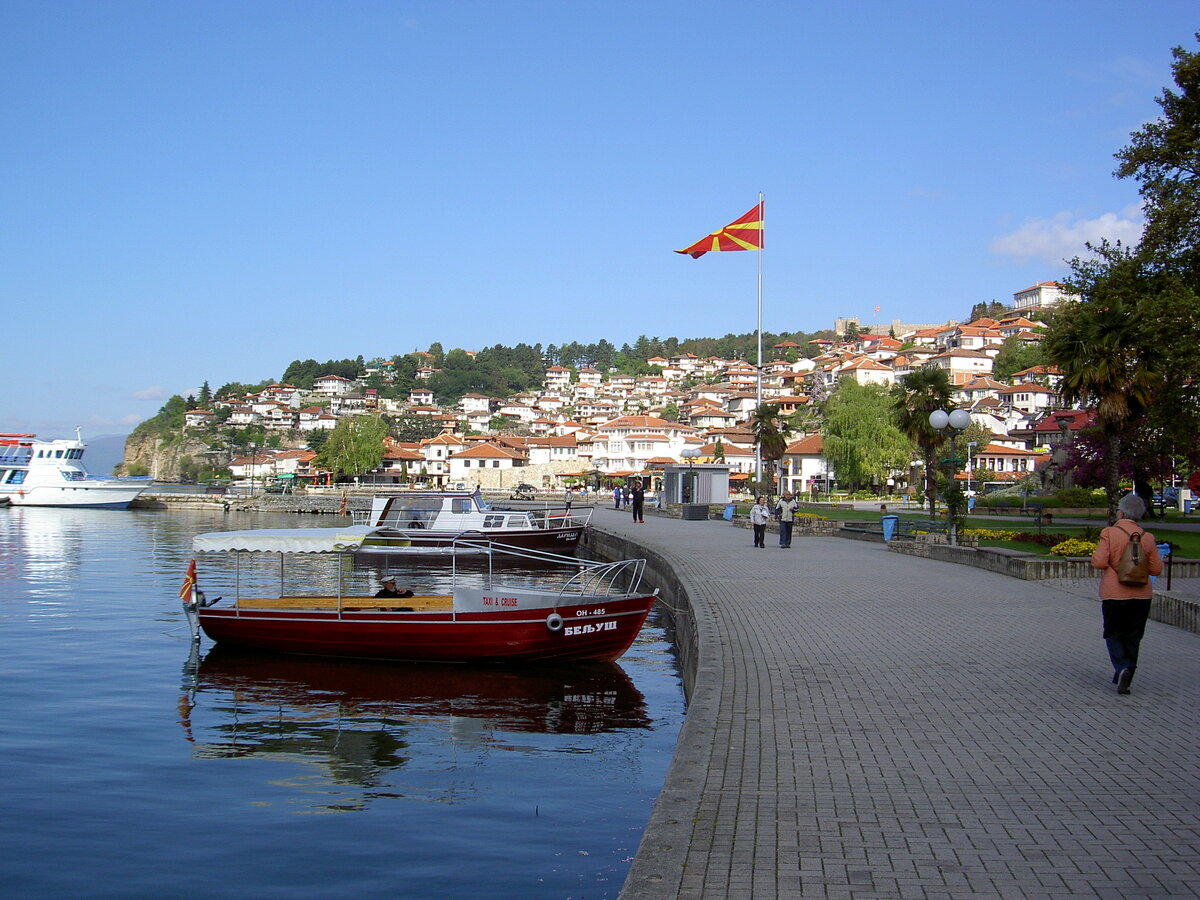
[591, 505, 1200, 899]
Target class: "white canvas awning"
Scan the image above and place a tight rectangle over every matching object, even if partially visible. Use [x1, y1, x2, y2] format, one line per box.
[192, 526, 373, 554]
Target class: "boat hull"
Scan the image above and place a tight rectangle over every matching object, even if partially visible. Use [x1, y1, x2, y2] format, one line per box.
[196, 593, 655, 663]
[2, 482, 149, 509]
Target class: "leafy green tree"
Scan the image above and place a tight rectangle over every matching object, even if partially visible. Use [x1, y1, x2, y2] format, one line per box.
[1051, 244, 1171, 513]
[315, 415, 388, 479]
[991, 337, 1045, 381]
[821, 381, 912, 492]
[389, 414, 445, 443]
[198, 381, 212, 407]
[890, 367, 954, 515]
[660, 401, 680, 422]
[967, 300, 1009, 321]
[1115, 34, 1200, 278]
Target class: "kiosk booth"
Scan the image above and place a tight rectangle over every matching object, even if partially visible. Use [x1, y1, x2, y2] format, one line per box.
[661, 463, 731, 519]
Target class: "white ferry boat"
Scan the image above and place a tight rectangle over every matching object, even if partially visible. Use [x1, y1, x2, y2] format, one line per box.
[0, 431, 152, 509]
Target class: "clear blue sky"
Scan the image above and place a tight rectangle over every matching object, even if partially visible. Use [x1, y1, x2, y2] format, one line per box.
[3, 1, 1195, 438]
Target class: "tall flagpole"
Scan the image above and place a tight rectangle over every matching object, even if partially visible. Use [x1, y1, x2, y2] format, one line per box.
[755, 191, 764, 485]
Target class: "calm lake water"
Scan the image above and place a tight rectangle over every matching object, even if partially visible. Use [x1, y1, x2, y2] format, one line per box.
[0, 506, 684, 899]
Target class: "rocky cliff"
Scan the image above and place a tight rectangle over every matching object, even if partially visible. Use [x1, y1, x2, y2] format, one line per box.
[120, 430, 214, 481]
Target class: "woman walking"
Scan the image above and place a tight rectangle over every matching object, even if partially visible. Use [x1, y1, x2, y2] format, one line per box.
[1090, 493, 1164, 695]
[749, 496, 770, 549]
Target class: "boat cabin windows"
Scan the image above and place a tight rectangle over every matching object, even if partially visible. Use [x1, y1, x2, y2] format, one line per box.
[483, 514, 506, 528]
[3, 469, 26, 484]
[377, 497, 443, 529]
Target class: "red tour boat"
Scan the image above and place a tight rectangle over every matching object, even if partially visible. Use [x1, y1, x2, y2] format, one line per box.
[182, 528, 657, 664]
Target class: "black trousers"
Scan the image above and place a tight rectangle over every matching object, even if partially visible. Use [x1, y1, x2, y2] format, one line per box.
[1102, 597, 1152, 676]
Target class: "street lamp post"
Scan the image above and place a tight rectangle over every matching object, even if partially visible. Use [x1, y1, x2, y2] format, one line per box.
[966, 440, 977, 504]
[928, 408, 971, 546]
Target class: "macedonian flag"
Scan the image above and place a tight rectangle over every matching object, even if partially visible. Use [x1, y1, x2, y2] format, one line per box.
[675, 203, 764, 258]
[180, 558, 197, 606]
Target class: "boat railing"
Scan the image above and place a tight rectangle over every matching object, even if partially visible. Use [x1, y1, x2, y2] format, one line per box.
[445, 533, 647, 599]
[527, 506, 594, 529]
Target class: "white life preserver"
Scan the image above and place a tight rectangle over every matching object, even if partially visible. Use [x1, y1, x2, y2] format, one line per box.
[546, 612, 564, 632]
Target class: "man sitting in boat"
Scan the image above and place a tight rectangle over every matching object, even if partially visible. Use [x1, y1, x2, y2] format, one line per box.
[374, 576, 414, 599]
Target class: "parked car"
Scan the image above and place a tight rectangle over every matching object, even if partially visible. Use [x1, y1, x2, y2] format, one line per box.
[510, 483, 537, 500]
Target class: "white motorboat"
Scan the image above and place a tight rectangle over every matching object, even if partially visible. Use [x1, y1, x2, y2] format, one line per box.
[349, 488, 591, 555]
[0, 431, 152, 509]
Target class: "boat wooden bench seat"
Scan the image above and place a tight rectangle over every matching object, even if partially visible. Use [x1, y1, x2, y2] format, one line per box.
[235, 594, 454, 612]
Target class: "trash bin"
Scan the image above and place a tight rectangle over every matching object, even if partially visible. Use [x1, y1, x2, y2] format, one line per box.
[881, 515, 899, 541]
[723, 504, 736, 522]
[682, 503, 709, 521]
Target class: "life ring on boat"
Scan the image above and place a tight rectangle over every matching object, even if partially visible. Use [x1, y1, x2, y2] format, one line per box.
[546, 612, 564, 632]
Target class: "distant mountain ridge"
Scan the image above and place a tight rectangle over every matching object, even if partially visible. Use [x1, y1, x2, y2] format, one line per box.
[83, 434, 130, 477]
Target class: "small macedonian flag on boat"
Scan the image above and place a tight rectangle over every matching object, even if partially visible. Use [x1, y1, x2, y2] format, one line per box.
[180, 558, 197, 605]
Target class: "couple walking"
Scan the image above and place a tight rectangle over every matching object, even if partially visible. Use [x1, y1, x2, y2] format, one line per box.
[750, 491, 799, 548]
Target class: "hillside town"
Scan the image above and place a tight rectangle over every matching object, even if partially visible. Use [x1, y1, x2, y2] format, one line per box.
[179, 282, 1075, 496]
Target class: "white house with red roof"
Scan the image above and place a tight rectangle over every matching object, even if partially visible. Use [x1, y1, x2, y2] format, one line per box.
[927, 348, 994, 385]
[543, 365, 571, 391]
[447, 442, 528, 484]
[408, 387, 435, 405]
[968, 443, 1048, 482]
[261, 383, 302, 406]
[591, 414, 697, 473]
[298, 407, 338, 431]
[833, 356, 895, 387]
[184, 409, 214, 429]
[996, 382, 1058, 415]
[781, 433, 833, 495]
[313, 374, 356, 396]
[1013, 281, 1075, 312]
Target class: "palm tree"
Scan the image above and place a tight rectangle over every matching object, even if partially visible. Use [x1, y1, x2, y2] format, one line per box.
[890, 366, 953, 516]
[750, 403, 791, 497]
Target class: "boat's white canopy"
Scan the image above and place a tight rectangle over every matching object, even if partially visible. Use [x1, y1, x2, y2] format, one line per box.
[193, 525, 374, 554]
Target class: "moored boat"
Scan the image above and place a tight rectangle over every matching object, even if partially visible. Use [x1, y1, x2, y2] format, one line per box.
[182, 528, 657, 664]
[350, 488, 591, 555]
[0, 431, 151, 509]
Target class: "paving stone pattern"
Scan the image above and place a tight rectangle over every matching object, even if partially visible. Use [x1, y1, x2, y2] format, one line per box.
[598, 505, 1200, 899]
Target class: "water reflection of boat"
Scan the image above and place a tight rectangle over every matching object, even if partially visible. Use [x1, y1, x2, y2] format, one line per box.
[187, 645, 652, 739]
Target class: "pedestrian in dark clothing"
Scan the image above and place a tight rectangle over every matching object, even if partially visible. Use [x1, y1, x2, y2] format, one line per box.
[613, 486, 622, 509]
[1090, 493, 1164, 694]
[630, 481, 645, 523]
[775, 491, 799, 547]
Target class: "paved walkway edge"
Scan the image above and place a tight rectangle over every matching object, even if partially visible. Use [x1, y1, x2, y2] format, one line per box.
[585, 527, 709, 900]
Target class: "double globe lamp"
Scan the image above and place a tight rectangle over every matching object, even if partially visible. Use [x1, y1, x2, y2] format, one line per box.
[928, 407, 972, 546]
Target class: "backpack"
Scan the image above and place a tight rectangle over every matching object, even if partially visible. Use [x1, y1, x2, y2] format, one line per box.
[1115, 527, 1150, 586]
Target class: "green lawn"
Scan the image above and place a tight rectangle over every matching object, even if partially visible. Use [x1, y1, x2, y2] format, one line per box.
[779, 502, 1200, 558]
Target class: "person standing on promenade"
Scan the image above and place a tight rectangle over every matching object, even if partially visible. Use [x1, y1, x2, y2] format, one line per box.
[775, 491, 800, 548]
[630, 479, 646, 523]
[613, 485, 622, 509]
[749, 496, 770, 548]
[1090, 493, 1164, 695]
